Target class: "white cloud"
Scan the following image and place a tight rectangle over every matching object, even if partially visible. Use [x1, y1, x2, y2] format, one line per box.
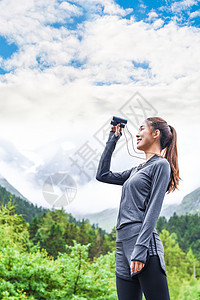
[0, 78, 199, 212]
[59, 2, 82, 15]
[148, 11, 158, 21]
[66, 180, 122, 215]
[102, 1, 133, 16]
[171, 0, 198, 12]
[75, 16, 200, 84]
[0, 1, 81, 70]
[152, 18, 164, 29]
[72, 0, 133, 16]
[140, 3, 147, 11]
[190, 10, 200, 18]
[61, 141, 76, 151]
[1, 1, 200, 85]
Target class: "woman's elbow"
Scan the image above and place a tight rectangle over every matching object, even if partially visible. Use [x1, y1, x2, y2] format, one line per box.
[96, 172, 108, 182]
[96, 170, 110, 182]
[96, 174, 103, 182]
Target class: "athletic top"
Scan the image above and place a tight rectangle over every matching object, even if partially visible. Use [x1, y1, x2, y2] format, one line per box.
[149, 234, 157, 256]
[96, 130, 172, 270]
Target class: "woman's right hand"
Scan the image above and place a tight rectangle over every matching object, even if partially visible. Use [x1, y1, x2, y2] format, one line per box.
[111, 123, 122, 137]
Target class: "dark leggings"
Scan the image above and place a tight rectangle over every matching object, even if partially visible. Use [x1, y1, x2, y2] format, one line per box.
[116, 255, 170, 300]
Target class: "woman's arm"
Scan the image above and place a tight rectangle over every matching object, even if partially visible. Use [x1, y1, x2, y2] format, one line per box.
[130, 159, 172, 264]
[96, 130, 133, 185]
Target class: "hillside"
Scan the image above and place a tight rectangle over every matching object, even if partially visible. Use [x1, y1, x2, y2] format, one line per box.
[76, 208, 118, 233]
[76, 204, 180, 233]
[176, 187, 200, 216]
[77, 187, 200, 233]
[0, 174, 28, 201]
[0, 185, 48, 223]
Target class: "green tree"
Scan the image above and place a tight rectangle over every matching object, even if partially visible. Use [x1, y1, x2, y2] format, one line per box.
[43, 223, 66, 258]
[0, 200, 31, 252]
[156, 216, 167, 233]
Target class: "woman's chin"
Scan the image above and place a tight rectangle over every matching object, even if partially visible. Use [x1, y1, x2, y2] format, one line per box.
[137, 145, 142, 151]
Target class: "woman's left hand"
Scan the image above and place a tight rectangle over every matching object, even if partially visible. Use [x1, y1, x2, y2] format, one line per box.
[130, 260, 145, 274]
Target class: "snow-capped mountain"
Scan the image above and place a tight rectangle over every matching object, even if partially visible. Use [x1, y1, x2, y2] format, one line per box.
[0, 138, 34, 171]
[0, 136, 86, 208]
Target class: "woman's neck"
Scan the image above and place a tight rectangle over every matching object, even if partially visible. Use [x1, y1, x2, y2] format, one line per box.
[144, 149, 161, 162]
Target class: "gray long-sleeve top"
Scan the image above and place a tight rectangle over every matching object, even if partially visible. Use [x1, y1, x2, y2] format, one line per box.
[96, 130, 172, 266]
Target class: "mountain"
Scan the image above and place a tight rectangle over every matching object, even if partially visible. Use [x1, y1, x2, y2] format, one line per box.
[34, 139, 87, 189]
[76, 204, 174, 233]
[0, 136, 81, 206]
[160, 203, 179, 219]
[0, 138, 33, 171]
[75, 201, 181, 233]
[176, 187, 200, 216]
[0, 174, 28, 201]
[1, 137, 199, 226]
[0, 184, 48, 223]
[76, 208, 119, 233]
[77, 187, 200, 233]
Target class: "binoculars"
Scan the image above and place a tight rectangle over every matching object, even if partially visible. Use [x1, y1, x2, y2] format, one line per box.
[110, 116, 127, 128]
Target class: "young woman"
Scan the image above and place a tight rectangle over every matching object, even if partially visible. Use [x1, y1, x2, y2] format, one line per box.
[96, 117, 181, 300]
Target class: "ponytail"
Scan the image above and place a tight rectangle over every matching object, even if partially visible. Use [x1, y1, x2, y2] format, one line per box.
[146, 117, 182, 194]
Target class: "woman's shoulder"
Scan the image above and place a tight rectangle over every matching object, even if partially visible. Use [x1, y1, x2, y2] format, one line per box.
[153, 156, 171, 172]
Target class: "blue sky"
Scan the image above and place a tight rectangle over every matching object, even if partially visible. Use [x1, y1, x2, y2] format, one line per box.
[0, 0, 200, 78]
[0, 36, 18, 74]
[116, 0, 200, 26]
[0, 36, 18, 58]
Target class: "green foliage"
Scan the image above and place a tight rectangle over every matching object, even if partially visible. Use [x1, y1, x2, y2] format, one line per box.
[29, 209, 116, 260]
[1, 227, 200, 300]
[0, 186, 48, 223]
[2, 201, 200, 299]
[0, 246, 65, 299]
[0, 186, 116, 260]
[0, 201, 31, 252]
[0, 242, 118, 299]
[178, 278, 200, 299]
[156, 213, 200, 260]
[156, 216, 167, 233]
[160, 229, 200, 299]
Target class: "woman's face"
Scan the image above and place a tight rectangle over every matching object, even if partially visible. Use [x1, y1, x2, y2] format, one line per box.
[136, 120, 155, 151]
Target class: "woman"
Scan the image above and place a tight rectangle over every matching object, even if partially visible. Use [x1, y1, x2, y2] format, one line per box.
[96, 117, 181, 300]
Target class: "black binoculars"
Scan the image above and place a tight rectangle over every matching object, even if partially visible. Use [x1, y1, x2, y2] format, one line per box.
[110, 116, 128, 128]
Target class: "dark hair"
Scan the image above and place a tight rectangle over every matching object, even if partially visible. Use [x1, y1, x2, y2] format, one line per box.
[145, 117, 181, 194]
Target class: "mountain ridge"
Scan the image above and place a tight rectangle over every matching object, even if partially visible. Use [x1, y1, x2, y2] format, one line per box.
[76, 187, 200, 233]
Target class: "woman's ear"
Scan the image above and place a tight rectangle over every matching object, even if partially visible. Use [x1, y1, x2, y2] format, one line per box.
[153, 129, 161, 140]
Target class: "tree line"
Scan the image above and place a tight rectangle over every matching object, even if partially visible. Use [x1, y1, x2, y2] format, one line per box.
[0, 201, 200, 299]
[156, 213, 200, 259]
[1, 185, 200, 299]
